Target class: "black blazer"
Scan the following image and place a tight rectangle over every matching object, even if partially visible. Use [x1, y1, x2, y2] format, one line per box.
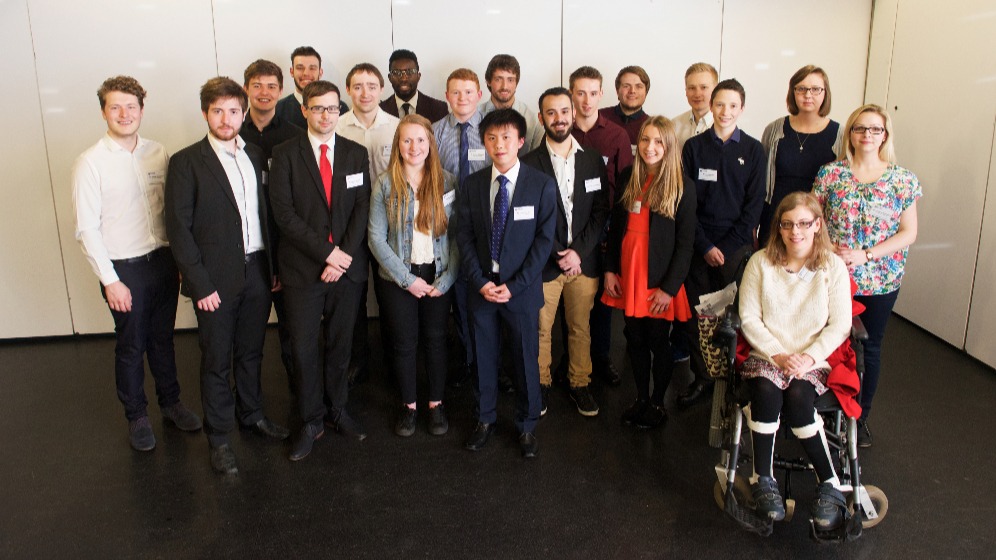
[456, 163, 557, 312]
[521, 142, 610, 281]
[165, 137, 271, 301]
[268, 132, 371, 287]
[605, 167, 697, 296]
[379, 91, 450, 124]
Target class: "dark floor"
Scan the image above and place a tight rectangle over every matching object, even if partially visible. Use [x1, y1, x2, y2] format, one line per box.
[0, 313, 993, 559]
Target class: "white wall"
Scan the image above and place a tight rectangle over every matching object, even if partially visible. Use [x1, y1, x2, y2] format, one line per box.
[867, 0, 996, 368]
[3, 0, 874, 338]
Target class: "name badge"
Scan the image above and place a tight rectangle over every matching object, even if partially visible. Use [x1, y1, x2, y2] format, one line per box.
[513, 206, 534, 221]
[797, 266, 816, 282]
[630, 201, 642, 214]
[602, 155, 609, 165]
[698, 168, 718, 182]
[867, 203, 894, 221]
[584, 178, 602, 192]
[146, 170, 165, 185]
[381, 145, 392, 158]
[443, 190, 456, 206]
[468, 148, 486, 162]
[630, 145, 637, 157]
[346, 172, 364, 188]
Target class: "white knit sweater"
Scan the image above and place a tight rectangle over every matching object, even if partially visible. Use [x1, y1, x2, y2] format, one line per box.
[738, 249, 852, 369]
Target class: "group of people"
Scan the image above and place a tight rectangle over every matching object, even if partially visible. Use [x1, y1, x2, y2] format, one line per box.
[72, 46, 920, 506]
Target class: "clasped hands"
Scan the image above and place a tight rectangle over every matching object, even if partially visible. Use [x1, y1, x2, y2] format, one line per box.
[322, 247, 352, 283]
[480, 282, 511, 303]
[772, 352, 816, 378]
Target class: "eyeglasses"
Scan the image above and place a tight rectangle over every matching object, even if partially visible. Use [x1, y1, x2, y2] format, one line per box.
[778, 219, 818, 231]
[307, 105, 341, 115]
[794, 86, 825, 96]
[851, 125, 886, 136]
[389, 69, 419, 77]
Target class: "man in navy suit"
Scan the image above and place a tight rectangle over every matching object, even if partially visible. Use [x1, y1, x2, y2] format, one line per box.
[379, 49, 449, 124]
[521, 87, 610, 418]
[457, 108, 557, 458]
[268, 80, 371, 461]
[165, 77, 289, 475]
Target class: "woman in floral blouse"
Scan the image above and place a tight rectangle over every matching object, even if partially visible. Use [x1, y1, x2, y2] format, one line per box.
[813, 104, 921, 448]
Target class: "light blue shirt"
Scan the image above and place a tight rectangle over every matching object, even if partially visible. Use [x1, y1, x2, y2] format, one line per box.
[432, 111, 491, 179]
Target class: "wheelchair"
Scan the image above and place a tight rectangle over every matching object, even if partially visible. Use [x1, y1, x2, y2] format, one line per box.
[707, 303, 888, 541]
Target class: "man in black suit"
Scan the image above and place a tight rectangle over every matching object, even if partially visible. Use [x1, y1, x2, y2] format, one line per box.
[269, 80, 371, 461]
[457, 109, 557, 458]
[379, 49, 449, 124]
[165, 77, 289, 475]
[521, 87, 610, 419]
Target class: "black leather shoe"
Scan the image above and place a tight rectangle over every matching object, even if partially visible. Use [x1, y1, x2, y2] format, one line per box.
[593, 358, 622, 387]
[332, 411, 367, 441]
[464, 422, 495, 451]
[246, 417, 290, 440]
[621, 399, 648, 426]
[634, 404, 667, 429]
[519, 432, 538, 459]
[677, 381, 712, 407]
[289, 422, 325, 461]
[210, 444, 238, 475]
[395, 406, 417, 437]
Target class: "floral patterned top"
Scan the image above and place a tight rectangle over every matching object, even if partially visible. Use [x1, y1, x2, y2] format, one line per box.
[813, 161, 921, 296]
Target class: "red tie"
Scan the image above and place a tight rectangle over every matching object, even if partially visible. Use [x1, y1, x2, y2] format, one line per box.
[320, 144, 333, 242]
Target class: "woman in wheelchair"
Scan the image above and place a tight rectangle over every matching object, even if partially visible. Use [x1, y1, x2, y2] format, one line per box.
[738, 191, 852, 529]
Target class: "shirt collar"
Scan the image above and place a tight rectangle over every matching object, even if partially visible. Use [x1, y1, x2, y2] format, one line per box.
[709, 126, 741, 145]
[545, 135, 583, 159]
[491, 160, 521, 186]
[447, 110, 482, 128]
[341, 107, 392, 130]
[207, 132, 246, 155]
[101, 132, 146, 153]
[395, 91, 419, 114]
[614, 104, 646, 122]
[308, 130, 336, 154]
[293, 91, 304, 105]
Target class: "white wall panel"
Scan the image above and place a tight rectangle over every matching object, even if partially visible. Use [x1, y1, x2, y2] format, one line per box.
[719, 0, 871, 138]
[391, 0, 562, 117]
[30, 0, 219, 333]
[882, 0, 996, 347]
[0, 0, 74, 338]
[563, 0, 723, 119]
[966, 121, 996, 368]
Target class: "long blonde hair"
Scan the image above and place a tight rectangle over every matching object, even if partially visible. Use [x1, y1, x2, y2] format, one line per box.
[764, 192, 835, 270]
[841, 104, 896, 163]
[386, 114, 447, 237]
[619, 116, 684, 218]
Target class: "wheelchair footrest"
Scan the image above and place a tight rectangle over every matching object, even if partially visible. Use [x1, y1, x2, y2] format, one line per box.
[724, 493, 774, 537]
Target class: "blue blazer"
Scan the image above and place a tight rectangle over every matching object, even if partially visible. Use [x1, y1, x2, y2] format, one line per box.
[457, 163, 557, 312]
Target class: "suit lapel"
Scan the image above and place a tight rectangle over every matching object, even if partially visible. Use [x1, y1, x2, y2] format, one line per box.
[199, 137, 238, 210]
[298, 135, 327, 204]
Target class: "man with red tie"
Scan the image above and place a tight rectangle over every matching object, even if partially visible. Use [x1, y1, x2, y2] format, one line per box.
[268, 80, 371, 461]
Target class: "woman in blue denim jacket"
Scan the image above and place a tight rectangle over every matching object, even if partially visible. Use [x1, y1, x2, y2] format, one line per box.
[368, 114, 459, 437]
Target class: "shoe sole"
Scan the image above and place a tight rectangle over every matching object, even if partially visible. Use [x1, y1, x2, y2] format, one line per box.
[130, 441, 156, 452]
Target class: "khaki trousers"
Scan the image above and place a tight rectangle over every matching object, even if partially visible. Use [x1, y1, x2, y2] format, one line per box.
[538, 273, 599, 387]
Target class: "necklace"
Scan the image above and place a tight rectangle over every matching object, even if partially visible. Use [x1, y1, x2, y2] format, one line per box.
[794, 129, 810, 152]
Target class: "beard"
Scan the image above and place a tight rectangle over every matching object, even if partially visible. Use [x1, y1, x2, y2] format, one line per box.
[545, 123, 573, 143]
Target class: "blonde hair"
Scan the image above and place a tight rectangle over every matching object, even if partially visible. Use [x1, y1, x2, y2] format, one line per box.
[764, 192, 835, 270]
[619, 116, 684, 218]
[386, 114, 448, 237]
[842, 104, 896, 163]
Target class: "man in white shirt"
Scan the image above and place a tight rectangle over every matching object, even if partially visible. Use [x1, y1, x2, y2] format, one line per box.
[335, 63, 401, 385]
[72, 76, 202, 452]
[673, 62, 718, 149]
[480, 54, 545, 156]
[165, 77, 289, 475]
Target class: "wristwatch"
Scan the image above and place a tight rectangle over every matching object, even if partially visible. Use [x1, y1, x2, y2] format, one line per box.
[865, 249, 874, 262]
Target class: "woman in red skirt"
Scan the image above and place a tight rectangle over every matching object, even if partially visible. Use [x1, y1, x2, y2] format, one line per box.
[602, 116, 696, 429]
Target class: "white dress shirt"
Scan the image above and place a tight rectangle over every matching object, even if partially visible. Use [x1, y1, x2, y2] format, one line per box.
[335, 107, 400, 183]
[72, 133, 170, 285]
[673, 109, 714, 149]
[395, 91, 420, 116]
[546, 136, 583, 244]
[489, 161, 521, 273]
[206, 134, 265, 254]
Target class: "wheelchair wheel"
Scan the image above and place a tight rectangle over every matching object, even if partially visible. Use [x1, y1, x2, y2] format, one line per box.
[848, 484, 888, 528]
[713, 474, 753, 511]
[708, 378, 728, 448]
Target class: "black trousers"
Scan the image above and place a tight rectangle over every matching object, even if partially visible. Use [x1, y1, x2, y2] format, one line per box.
[377, 265, 451, 405]
[194, 254, 271, 446]
[623, 316, 673, 405]
[106, 247, 182, 421]
[284, 276, 362, 426]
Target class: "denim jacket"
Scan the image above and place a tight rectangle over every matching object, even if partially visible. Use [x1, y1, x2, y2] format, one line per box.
[368, 169, 459, 293]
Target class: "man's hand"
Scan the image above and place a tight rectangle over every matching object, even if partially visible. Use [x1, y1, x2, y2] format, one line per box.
[704, 247, 725, 267]
[326, 247, 352, 273]
[197, 291, 221, 312]
[321, 264, 342, 283]
[604, 272, 621, 298]
[105, 281, 132, 313]
[557, 249, 582, 277]
[480, 281, 511, 303]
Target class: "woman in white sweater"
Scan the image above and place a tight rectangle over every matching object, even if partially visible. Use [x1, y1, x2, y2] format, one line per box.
[738, 191, 851, 530]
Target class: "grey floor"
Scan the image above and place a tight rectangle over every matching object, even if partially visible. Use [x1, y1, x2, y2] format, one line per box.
[0, 314, 993, 559]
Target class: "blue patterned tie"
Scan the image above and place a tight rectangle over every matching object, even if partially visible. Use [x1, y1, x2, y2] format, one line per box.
[491, 175, 510, 265]
[458, 122, 470, 187]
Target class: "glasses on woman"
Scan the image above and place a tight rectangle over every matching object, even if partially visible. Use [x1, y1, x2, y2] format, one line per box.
[793, 86, 825, 96]
[778, 219, 817, 231]
[851, 125, 885, 136]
